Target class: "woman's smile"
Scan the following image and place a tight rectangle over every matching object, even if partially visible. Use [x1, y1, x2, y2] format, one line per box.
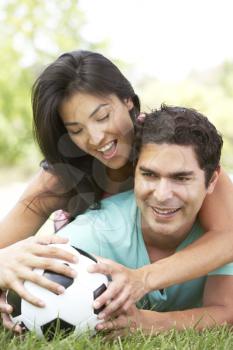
[97, 140, 118, 159]
[60, 92, 134, 169]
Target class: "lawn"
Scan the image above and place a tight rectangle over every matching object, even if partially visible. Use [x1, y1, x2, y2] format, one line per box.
[1, 326, 233, 350]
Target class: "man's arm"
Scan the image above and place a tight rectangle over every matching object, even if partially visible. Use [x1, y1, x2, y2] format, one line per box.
[97, 275, 233, 333]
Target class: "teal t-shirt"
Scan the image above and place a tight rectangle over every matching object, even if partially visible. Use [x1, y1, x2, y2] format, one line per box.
[58, 190, 233, 312]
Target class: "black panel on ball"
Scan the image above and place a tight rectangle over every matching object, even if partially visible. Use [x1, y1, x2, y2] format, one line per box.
[72, 246, 97, 263]
[43, 265, 74, 292]
[19, 321, 29, 332]
[93, 283, 107, 314]
[6, 290, 21, 317]
[41, 318, 75, 340]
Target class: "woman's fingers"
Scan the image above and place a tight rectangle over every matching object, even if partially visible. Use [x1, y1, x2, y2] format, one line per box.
[1, 312, 22, 333]
[36, 235, 69, 245]
[27, 254, 77, 277]
[31, 237, 78, 264]
[21, 264, 76, 295]
[0, 292, 12, 314]
[10, 280, 45, 307]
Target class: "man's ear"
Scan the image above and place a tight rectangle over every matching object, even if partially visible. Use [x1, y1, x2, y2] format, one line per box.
[124, 98, 134, 111]
[207, 166, 221, 194]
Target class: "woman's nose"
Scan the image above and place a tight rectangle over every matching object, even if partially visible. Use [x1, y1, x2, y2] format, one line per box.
[88, 129, 105, 147]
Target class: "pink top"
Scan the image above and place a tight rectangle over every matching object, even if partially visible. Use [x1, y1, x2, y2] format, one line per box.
[54, 192, 111, 232]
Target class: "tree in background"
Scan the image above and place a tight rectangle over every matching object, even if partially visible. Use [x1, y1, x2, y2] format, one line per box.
[138, 62, 233, 173]
[0, 0, 106, 169]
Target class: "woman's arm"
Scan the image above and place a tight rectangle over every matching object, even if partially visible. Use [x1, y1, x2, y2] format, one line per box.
[90, 169, 233, 317]
[0, 168, 68, 247]
[97, 275, 233, 334]
[199, 168, 233, 231]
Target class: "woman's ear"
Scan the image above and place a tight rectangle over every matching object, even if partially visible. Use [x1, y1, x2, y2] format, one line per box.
[124, 98, 134, 111]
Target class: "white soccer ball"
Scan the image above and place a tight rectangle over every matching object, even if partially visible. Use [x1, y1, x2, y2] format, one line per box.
[7, 244, 108, 339]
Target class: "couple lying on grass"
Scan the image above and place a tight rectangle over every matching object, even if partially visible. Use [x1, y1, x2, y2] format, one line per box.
[0, 50, 233, 336]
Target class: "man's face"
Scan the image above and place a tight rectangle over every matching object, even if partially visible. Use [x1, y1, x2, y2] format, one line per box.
[134, 143, 218, 247]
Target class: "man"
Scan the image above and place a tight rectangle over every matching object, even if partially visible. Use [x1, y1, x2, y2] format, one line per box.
[59, 105, 233, 333]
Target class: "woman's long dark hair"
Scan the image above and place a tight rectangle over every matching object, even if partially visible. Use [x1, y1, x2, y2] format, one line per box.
[32, 50, 140, 217]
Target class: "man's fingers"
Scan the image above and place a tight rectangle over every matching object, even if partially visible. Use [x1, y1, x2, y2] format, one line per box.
[96, 315, 126, 331]
[97, 291, 129, 320]
[88, 262, 112, 274]
[93, 281, 121, 310]
[121, 299, 133, 312]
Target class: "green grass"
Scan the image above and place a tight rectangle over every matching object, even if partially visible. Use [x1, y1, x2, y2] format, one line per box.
[1, 326, 233, 350]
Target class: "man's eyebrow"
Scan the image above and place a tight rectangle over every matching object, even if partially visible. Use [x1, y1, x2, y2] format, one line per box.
[63, 103, 109, 126]
[171, 171, 194, 177]
[139, 166, 155, 173]
[139, 166, 194, 177]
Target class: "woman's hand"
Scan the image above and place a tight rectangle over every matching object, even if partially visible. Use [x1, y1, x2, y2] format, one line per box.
[88, 257, 147, 320]
[0, 291, 22, 333]
[0, 235, 78, 307]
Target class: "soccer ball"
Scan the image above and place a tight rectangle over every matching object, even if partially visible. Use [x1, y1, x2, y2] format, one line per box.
[7, 244, 109, 339]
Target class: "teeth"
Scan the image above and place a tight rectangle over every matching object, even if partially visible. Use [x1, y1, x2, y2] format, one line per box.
[98, 141, 115, 153]
[153, 207, 180, 215]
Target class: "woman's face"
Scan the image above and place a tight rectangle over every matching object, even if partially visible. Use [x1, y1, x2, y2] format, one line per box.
[59, 92, 134, 169]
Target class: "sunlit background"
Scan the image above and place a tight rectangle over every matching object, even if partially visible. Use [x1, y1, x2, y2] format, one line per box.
[1, 0, 233, 219]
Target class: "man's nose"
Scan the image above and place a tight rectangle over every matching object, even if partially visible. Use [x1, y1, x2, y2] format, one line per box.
[153, 178, 173, 203]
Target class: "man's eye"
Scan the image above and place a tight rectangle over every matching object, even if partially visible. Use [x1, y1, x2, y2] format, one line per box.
[142, 172, 155, 177]
[175, 176, 190, 182]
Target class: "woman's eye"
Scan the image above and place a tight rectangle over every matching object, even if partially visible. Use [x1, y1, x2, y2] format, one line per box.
[97, 114, 109, 122]
[69, 129, 83, 135]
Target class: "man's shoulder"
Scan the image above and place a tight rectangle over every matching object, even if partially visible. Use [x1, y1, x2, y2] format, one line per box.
[96, 190, 136, 227]
[71, 190, 136, 229]
[101, 190, 135, 209]
[58, 190, 138, 257]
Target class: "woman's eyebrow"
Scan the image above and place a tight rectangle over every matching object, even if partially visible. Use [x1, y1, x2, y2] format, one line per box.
[89, 103, 108, 118]
[63, 103, 109, 126]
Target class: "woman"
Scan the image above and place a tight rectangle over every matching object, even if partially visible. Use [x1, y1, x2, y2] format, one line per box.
[1, 50, 233, 330]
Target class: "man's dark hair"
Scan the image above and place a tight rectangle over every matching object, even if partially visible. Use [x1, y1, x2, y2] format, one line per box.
[135, 104, 223, 186]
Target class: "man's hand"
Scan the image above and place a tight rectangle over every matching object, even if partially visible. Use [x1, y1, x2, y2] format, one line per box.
[88, 257, 148, 319]
[95, 305, 143, 333]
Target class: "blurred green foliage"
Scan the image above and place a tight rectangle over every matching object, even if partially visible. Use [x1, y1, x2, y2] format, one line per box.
[138, 61, 233, 172]
[0, 0, 106, 169]
[0, 1, 233, 174]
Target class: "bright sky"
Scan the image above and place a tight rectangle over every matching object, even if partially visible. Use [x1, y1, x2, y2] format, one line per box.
[79, 0, 233, 81]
